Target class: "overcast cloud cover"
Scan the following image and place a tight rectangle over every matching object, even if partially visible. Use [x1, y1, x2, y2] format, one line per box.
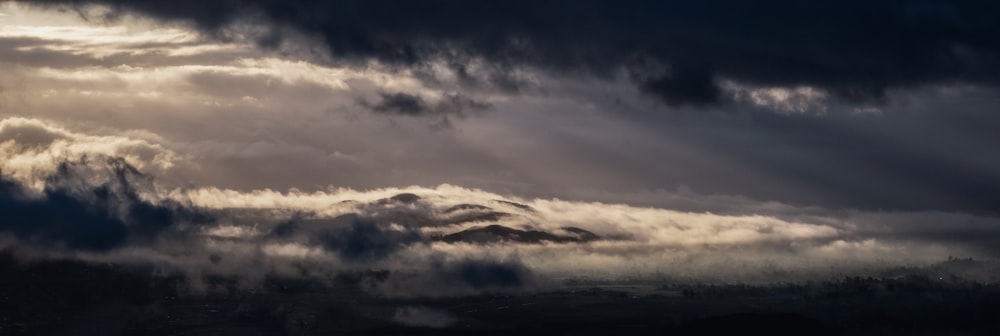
[2, 1, 1000, 295]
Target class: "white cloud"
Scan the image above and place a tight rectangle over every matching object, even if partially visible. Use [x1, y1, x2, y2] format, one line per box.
[2, 120, 997, 294]
[725, 81, 829, 114]
[153, 182, 1000, 286]
[0, 117, 178, 189]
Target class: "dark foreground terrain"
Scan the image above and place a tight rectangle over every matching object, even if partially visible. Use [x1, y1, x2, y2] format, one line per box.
[1, 253, 998, 336]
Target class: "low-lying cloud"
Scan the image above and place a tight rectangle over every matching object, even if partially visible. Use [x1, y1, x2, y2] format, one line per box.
[1, 117, 1000, 298]
[0, 157, 206, 251]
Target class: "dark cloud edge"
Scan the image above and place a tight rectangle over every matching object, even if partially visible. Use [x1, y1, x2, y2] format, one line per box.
[23, 0, 1000, 107]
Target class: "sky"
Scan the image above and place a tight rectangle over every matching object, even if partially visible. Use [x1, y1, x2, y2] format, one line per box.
[2, 1, 1000, 294]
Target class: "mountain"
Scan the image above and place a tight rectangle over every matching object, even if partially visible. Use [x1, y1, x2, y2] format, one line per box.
[438, 224, 600, 244]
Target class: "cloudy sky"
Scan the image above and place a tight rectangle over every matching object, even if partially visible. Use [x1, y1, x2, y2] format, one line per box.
[2, 1, 1000, 293]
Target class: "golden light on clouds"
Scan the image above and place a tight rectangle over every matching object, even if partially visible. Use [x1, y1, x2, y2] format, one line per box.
[1, 1, 998, 291]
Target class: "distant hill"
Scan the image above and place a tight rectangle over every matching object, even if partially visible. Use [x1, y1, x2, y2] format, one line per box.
[438, 224, 600, 244]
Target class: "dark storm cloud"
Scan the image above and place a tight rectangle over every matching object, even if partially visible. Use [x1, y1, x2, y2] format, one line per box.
[28, 0, 1000, 107]
[316, 214, 423, 261]
[361, 92, 492, 117]
[263, 209, 431, 262]
[0, 157, 209, 251]
[365, 93, 426, 116]
[444, 259, 529, 289]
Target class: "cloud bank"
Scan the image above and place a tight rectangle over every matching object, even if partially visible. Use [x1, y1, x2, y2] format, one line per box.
[25, 0, 1000, 107]
[1, 118, 999, 298]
